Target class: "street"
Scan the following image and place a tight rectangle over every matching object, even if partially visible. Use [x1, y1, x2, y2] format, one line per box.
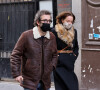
[0, 82, 55, 90]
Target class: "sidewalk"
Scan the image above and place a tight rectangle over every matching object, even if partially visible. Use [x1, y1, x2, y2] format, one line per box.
[0, 81, 55, 90]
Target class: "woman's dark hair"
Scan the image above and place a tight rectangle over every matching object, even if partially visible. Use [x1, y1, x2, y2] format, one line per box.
[56, 11, 75, 24]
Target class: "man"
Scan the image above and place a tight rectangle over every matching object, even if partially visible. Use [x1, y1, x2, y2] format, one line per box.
[10, 10, 58, 90]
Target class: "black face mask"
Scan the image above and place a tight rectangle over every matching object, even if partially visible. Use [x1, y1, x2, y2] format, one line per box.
[40, 23, 51, 32]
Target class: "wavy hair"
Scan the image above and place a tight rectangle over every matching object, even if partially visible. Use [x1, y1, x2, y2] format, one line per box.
[56, 11, 75, 24]
[34, 10, 51, 26]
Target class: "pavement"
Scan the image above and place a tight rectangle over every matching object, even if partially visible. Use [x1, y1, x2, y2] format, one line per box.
[0, 80, 55, 90]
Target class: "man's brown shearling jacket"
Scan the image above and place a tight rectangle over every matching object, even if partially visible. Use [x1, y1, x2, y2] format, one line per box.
[10, 29, 58, 90]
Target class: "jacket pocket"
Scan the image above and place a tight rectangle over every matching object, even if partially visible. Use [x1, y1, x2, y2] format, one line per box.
[24, 59, 39, 74]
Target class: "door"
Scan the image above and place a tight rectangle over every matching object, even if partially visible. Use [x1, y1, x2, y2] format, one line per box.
[0, 1, 38, 58]
[81, 0, 100, 89]
[0, 0, 38, 78]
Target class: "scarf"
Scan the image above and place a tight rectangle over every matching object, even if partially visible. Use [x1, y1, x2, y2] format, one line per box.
[55, 24, 75, 47]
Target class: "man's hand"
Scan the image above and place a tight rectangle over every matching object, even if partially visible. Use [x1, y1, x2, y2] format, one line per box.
[15, 76, 23, 83]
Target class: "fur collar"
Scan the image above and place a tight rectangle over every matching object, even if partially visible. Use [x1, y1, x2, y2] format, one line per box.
[33, 26, 50, 39]
[55, 24, 75, 47]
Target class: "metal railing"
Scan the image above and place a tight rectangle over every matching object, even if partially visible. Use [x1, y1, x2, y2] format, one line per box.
[0, 0, 34, 3]
[0, 51, 12, 58]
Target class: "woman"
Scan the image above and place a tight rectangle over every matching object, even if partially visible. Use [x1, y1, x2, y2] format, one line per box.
[52, 11, 79, 90]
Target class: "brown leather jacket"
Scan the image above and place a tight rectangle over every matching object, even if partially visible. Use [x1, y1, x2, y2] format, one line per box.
[10, 29, 58, 90]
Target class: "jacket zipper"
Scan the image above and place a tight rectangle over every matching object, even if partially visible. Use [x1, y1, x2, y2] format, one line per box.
[40, 36, 44, 80]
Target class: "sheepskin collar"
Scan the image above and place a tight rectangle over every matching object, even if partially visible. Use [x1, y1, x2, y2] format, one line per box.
[55, 24, 75, 47]
[33, 26, 50, 39]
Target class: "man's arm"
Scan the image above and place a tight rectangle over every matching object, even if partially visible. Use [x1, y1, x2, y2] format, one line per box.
[10, 32, 26, 78]
[51, 35, 58, 69]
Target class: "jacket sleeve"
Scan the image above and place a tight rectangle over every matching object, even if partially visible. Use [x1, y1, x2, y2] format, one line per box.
[73, 29, 79, 57]
[51, 33, 58, 69]
[10, 32, 26, 78]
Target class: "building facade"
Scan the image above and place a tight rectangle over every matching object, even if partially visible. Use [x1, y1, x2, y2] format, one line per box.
[0, 0, 81, 89]
[0, 0, 100, 90]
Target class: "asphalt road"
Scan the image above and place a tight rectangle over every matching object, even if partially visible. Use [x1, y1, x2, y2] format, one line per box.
[0, 82, 55, 90]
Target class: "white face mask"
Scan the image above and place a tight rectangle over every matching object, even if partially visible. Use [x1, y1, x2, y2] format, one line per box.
[63, 22, 72, 30]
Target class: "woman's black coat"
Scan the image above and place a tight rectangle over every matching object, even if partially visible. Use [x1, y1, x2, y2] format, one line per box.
[52, 28, 79, 90]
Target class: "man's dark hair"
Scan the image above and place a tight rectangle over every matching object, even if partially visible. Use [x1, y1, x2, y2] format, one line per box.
[34, 10, 51, 26]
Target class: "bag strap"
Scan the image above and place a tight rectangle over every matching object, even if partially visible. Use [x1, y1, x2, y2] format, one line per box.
[58, 46, 68, 53]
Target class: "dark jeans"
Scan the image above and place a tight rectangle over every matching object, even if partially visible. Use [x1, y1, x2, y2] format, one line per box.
[24, 82, 50, 90]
